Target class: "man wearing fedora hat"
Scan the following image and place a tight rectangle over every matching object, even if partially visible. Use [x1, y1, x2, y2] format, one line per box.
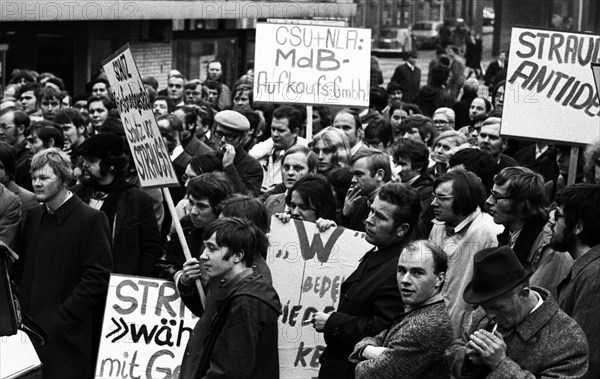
[211, 109, 263, 197]
[446, 245, 589, 378]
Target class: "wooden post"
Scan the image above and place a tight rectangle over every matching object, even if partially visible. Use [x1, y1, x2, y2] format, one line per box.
[306, 105, 313, 141]
[567, 146, 579, 186]
[162, 187, 206, 307]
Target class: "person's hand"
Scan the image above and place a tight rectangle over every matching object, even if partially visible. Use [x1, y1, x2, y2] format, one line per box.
[362, 346, 387, 360]
[316, 218, 337, 232]
[221, 144, 236, 167]
[467, 329, 507, 370]
[343, 185, 362, 217]
[181, 258, 203, 286]
[312, 311, 331, 332]
[274, 212, 291, 223]
[465, 344, 484, 366]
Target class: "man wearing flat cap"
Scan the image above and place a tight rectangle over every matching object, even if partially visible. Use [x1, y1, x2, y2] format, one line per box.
[72, 132, 163, 277]
[211, 109, 263, 197]
[446, 245, 589, 379]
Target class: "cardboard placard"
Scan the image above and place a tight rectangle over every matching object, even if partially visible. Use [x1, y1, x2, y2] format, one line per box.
[254, 22, 371, 107]
[94, 275, 197, 379]
[102, 44, 179, 189]
[268, 217, 373, 378]
[502, 27, 600, 145]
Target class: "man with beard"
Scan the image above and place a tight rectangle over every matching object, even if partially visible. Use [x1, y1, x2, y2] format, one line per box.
[313, 183, 421, 379]
[553, 184, 600, 379]
[0, 108, 32, 191]
[72, 133, 162, 276]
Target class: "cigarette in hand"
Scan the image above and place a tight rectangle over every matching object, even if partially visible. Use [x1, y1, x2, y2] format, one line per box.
[302, 319, 313, 325]
[491, 323, 498, 334]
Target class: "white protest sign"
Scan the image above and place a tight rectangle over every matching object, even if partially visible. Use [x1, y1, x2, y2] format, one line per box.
[593, 63, 600, 95]
[268, 217, 373, 378]
[95, 274, 197, 379]
[502, 27, 600, 145]
[254, 22, 371, 107]
[102, 44, 179, 188]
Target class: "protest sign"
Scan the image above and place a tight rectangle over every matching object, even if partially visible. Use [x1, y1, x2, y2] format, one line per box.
[102, 44, 179, 189]
[502, 27, 600, 145]
[593, 63, 600, 95]
[95, 274, 197, 379]
[254, 22, 371, 107]
[268, 217, 373, 378]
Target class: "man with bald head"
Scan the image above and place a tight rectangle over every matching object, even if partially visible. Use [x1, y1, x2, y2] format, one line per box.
[477, 117, 518, 171]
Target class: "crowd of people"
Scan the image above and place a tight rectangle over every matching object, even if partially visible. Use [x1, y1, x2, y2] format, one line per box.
[0, 48, 599, 379]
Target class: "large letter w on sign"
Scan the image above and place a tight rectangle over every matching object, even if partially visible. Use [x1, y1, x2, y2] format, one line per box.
[293, 219, 344, 263]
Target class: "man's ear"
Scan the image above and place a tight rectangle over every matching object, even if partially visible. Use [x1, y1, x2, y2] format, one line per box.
[47, 138, 55, 148]
[17, 125, 26, 137]
[574, 220, 584, 236]
[292, 127, 299, 137]
[395, 222, 410, 239]
[233, 250, 245, 264]
[435, 271, 446, 290]
[375, 168, 385, 181]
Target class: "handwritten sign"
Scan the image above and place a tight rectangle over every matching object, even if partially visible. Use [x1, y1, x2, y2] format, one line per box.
[268, 217, 372, 378]
[502, 27, 600, 145]
[254, 22, 371, 107]
[102, 44, 179, 188]
[95, 275, 197, 379]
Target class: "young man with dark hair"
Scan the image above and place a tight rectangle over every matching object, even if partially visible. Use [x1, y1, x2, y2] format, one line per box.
[15, 82, 42, 119]
[487, 167, 572, 298]
[204, 60, 231, 110]
[342, 148, 391, 231]
[87, 95, 116, 134]
[39, 86, 66, 121]
[25, 121, 65, 155]
[177, 217, 282, 378]
[429, 168, 499, 335]
[158, 172, 233, 281]
[554, 183, 600, 379]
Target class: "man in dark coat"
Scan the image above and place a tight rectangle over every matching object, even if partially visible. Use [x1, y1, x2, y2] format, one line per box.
[211, 110, 263, 197]
[414, 64, 453, 117]
[0, 108, 32, 191]
[13, 148, 113, 379]
[177, 217, 282, 378]
[390, 51, 421, 104]
[72, 132, 162, 276]
[513, 142, 558, 183]
[553, 184, 600, 379]
[312, 183, 421, 379]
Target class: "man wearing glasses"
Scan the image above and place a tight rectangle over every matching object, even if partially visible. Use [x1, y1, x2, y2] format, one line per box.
[432, 107, 455, 133]
[212, 110, 263, 197]
[429, 168, 499, 336]
[487, 167, 572, 299]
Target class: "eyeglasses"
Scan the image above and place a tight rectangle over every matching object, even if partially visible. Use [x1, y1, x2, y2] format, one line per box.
[489, 191, 511, 202]
[213, 129, 239, 142]
[432, 193, 454, 202]
[0, 123, 15, 131]
[433, 119, 450, 125]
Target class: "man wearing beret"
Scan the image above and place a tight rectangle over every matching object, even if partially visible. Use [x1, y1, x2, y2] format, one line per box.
[72, 132, 163, 276]
[211, 109, 263, 197]
[446, 245, 589, 379]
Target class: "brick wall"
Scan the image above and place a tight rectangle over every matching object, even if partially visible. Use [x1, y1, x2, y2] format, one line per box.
[130, 42, 172, 90]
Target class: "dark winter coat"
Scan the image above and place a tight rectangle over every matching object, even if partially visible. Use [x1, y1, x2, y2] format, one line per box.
[13, 196, 113, 379]
[72, 178, 162, 276]
[414, 85, 454, 117]
[179, 271, 282, 379]
[318, 240, 407, 379]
